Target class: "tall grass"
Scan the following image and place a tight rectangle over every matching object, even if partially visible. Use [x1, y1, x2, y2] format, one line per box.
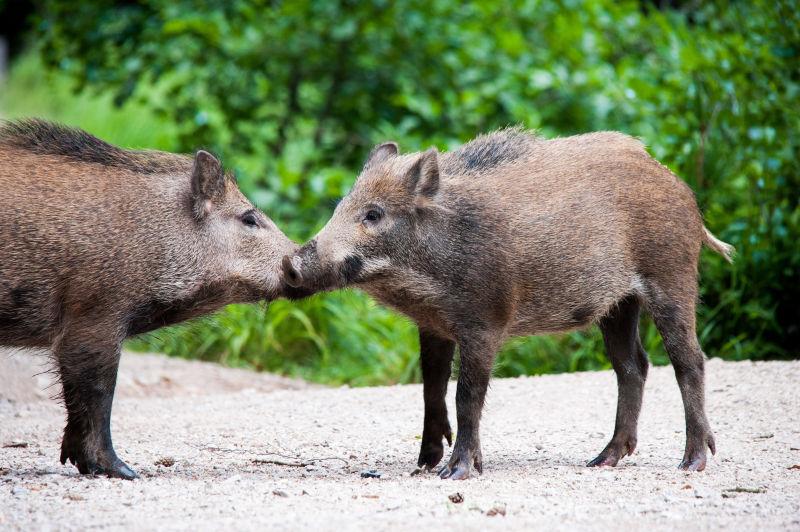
[0, 52, 679, 385]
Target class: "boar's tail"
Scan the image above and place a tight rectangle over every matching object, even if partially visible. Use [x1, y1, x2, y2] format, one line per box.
[702, 226, 735, 263]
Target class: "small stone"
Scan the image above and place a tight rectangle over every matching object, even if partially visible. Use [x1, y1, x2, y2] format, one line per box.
[272, 489, 289, 498]
[360, 469, 381, 479]
[11, 486, 28, 497]
[448, 492, 464, 504]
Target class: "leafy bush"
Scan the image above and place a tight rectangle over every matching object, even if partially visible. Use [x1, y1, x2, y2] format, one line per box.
[5, 0, 797, 384]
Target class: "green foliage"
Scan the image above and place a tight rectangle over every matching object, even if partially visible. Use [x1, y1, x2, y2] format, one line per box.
[127, 291, 421, 386]
[5, 0, 797, 384]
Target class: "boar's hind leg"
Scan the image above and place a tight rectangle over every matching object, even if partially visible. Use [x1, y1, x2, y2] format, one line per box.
[649, 286, 715, 472]
[439, 332, 500, 480]
[418, 331, 455, 470]
[588, 295, 649, 467]
[56, 331, 137, 480]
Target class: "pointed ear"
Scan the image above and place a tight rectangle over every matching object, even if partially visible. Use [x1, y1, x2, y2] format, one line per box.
[363, 142, 399, 170]
[406, 147, 439, 198]
[191, 150, 224, 218]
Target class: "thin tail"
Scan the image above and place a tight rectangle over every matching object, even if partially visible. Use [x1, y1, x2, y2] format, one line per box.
[702, 226, 735, 263]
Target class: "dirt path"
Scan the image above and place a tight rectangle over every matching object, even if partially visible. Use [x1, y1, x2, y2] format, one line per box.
[1, 351, 798, 531]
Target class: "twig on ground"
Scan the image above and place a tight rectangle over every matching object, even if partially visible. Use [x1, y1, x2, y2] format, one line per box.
[193, 444, 348, 468]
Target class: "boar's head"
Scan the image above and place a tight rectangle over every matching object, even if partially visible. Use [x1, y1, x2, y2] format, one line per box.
[282, 142, 443, 292]
[189, 150, 299, 300]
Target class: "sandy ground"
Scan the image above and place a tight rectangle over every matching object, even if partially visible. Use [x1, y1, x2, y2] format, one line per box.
[0, 350, 798, 531]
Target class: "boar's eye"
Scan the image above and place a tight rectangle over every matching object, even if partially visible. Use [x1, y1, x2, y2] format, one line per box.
[363, 208, 383, 225]
[241, 210, 260, 228]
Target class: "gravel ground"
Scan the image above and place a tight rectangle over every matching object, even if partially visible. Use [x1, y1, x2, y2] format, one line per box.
[1, 351, 798, 531]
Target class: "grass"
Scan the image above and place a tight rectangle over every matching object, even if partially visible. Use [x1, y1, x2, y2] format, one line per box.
[1, 51, 679, 386]
[0, 54, 178, 151]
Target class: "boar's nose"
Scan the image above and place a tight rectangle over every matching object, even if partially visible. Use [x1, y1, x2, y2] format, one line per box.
[282, 255, 304, 288]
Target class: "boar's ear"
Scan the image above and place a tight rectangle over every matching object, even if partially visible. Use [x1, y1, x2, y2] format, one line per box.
[406, 147, 439, 199]
[191, 150, 225, 218]
[363, 142, 399, 170]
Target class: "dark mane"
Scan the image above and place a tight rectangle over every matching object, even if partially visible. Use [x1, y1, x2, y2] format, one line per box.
[0, 119, 189, 174]
[451, 126, 539, 172]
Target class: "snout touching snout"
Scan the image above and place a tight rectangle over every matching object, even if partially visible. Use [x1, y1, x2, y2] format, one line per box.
[281, 238, 368, 295]
[279, 241, 334, 298]
[281, 255, 304, 288]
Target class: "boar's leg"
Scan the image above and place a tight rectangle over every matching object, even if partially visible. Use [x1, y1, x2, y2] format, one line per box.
[417, 330, 455, 470]
[56, 331, 136, 480]
[649, 288, 715, 472]
[439, 332, 500, 480]
[588, 296, 649, 467]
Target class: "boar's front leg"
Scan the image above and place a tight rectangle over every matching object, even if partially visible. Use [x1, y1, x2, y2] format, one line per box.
[56, 330, 136, 480]
[439, 331, 500, 480]
[417, 330, 455, 470]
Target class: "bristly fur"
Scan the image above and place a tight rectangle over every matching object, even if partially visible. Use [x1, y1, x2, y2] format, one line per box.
[287, 126, 732, 477]
[0, 118, 297, 479]
[0, 119, 188, 174]
[452, 126, 539, 172]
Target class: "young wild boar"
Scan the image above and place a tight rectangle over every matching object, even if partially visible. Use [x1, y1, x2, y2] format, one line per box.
[282, 128, 734, 479]
[0, 119, 299, 479]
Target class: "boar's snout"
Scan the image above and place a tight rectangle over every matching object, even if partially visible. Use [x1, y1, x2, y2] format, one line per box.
[281, 254, 304, 288]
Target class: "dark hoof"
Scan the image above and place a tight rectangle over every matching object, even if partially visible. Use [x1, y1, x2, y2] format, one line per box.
[438, 448, 482, 480]
[61, 440, 138, 479]
[678, 433, 715, 472]
[587, 452, 620, 467]
[439, 462, 471, 480]
[587, 437, 636, 468]
[417, 422, 452, 470]
[106, 460, 139, 480]
[678, 454, 707, 472]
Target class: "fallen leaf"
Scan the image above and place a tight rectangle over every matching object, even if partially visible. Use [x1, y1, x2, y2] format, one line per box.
[487, 504, 507, 517]
[448, 492, 464, 504]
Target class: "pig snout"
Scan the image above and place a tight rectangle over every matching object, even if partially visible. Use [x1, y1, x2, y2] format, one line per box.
[281, 254, 304, 288]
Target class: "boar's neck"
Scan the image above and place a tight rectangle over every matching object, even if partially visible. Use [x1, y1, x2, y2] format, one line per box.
[125, 281, 236, 337]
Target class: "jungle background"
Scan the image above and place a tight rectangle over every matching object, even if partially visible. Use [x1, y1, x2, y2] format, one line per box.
[0, 0, 797, 385]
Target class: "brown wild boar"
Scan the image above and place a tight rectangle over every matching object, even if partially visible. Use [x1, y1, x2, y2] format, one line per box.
[282, 128, 734, 479]
[0, 119, 299, 479]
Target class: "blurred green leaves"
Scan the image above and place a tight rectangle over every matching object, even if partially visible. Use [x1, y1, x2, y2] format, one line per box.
[12, 0, 799, 383]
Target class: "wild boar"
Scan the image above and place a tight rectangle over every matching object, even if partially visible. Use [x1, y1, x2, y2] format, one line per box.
[0, 119, 299, 479]
[282, 128, 734, 479]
